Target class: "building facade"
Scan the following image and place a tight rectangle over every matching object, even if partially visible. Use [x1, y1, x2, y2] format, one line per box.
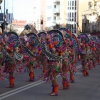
[66, 0, 77, 34]
[79, 0, 100, 33]
[34, 0, 67, 31]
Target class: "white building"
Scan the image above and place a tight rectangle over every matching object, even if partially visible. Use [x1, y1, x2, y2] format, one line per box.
[66, 0, 77, 34]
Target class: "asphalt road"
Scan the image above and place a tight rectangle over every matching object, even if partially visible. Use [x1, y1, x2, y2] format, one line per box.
[0, 63, 100, 100]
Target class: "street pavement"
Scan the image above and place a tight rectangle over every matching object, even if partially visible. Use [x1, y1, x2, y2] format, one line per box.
[0, 63, 100, 100]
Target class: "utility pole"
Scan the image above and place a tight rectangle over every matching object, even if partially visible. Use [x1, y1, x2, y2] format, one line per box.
[3, 0, 6, 32]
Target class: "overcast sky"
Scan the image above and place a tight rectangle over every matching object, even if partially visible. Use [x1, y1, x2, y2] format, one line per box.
[1, 0, 36, 21]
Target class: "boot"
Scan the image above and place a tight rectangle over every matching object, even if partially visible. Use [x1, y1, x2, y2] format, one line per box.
[83, 69, 86, 76]
[70, 74, 75, 83]
[98, 59, 100, 65]
[43, 69, 46, 74]
[86, 70, 89, 76]
[27, 72, 34, 82]
[6, 76, 15, 88]
[83, 70, 89, 76]
[63, 81, 70, 89]
[50, 85, 58, 96]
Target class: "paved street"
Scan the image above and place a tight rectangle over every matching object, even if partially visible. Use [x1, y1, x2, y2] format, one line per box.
[0, 63, 100, 100]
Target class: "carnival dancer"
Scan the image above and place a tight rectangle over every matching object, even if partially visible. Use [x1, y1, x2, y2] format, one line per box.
[60, 44, 70, 89]
[41, 30, 64, 96]
[79, 34, 90, 76]
[42, 30, 67, 96]
[68, 46, 76, 83]
[3, 32, 19, 88]
[96, 41, 100, 64]
[0, 33, 5, 80]
[38, 32, 48, 80]
[23, 33, 40, 82]
[69, 34, 79, 82]
[89, 38, 97, 68]
[5, 47, 15, 88]
[59, 28, 76, 83]
[90, 36, 100, 65]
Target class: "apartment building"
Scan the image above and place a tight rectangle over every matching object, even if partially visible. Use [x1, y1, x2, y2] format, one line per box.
[33, 0, 41, 31]
[34, 0, 67, 31]
[66, 0, 100, 35]
[66, 0, 77, 34]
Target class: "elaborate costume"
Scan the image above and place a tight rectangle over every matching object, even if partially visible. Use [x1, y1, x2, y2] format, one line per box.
[23, 32, 40, 81]
[41, 29, 69, 95]
[3, 32, 21, 88]
[0, 34, 5, 80]
[38, 32, 48, 80]
[79, 34, 90, 76]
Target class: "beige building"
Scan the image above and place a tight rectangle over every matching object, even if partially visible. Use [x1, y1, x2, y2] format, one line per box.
[33, 0, 67, 31]
[60, 0, 67, 27]
[78, 0, 100, 34]
[66, 0, 100, 35]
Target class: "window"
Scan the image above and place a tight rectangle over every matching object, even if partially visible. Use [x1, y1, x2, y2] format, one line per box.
[54, 5, 56, 8]
[70, 13, 71, 17]
[48, 6, 52, 9]
[70, 1, 71, 6]
[75, 12, 76, 17]
[47, 17, 51, 21]
[72, 13, 74, 17]
[75, 1, 76, 6]
[68, 13, 70, 17]
[72, 7, 74, 10]
[68, 1, 69, 6]
[88, 2, 92, 9]
[72, 1, 74, 6]
[95, 1, 99, 8]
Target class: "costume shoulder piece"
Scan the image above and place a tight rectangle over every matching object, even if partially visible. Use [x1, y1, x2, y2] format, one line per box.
[41, 29, 65, 61]
[3, 32, 20, 60]
[78, 33, 89, 43]
[26, 32, 39, 47]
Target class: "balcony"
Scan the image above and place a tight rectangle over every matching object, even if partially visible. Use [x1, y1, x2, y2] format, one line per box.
[53, 9, 60, 14]
[53, 20, 56, 24]
[53, 18, 60, 24]
[54, 0, 60, 3]
[56, 19, 60, 24]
